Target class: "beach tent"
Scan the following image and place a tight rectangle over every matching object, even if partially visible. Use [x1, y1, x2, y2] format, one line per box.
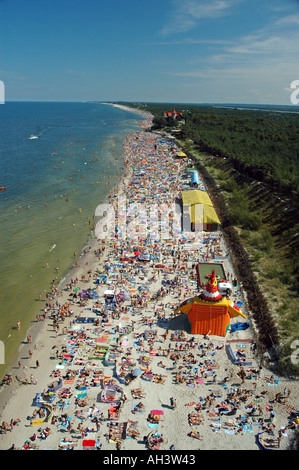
[174, 271, 245, 337]
[100, 383, 124, 404]
[104, 289, 116, 305]
[176, 151, 187, 158]
[181, 189, 213, 207]
[190, 171, 200, 187]
[181, 190, 220, 230]
[188, 204, 220, 225]
[200, 205, 220, 225]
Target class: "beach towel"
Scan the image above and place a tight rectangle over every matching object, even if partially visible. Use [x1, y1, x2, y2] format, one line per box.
[59, 417, 72, 428]
[224, 428, 236, 435]
[236, 351, 246, 358]
[148, 422, 158, 428]
[63, 377, 75, 385]
[58, 400, 71, 409]
[267, 379, 280, 386]
[97, 337, 108, 343]
[131, 403, 144, 414]
[210, 422, 221, 433]
[230, 322, 250, 332]
[88, 406, 99, 416]
[82, 440, 96, 449]
[242, 424, 253, 433]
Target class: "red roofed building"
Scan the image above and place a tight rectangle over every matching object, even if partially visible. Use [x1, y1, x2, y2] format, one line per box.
[163, 109, 185, 123]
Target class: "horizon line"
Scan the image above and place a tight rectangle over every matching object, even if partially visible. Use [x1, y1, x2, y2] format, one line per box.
[3, 99, 299, 109]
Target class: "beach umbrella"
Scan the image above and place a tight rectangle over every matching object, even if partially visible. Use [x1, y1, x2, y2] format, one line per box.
[132, 368, 144, 377]
[151, 410, 164, 416]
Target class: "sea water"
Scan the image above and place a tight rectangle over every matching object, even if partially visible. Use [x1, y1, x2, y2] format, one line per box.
[0, 101, 144, 377]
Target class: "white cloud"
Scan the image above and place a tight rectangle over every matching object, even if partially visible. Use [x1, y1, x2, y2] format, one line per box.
[225, 35, 284, 55]
[141, 38, 233, 47]
[275, 13, 299, 25]
[162, 9, 299, 104]
[156, 0, 299, 103]
[161, 0, 241, 35]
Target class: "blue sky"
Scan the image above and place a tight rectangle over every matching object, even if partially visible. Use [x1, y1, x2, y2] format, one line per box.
[1, 0, 298, 104]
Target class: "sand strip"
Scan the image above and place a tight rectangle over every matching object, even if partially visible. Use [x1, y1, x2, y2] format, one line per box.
[0, 116, 298, 451]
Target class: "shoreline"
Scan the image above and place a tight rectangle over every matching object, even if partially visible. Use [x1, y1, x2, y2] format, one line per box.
[0, 107, 148, 384]
[103, 102, 153, 123]
[0, 114, 152, 410]
[1, 115, 298, 451]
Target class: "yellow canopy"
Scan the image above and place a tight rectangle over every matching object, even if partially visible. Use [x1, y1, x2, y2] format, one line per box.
[202, 205, 220, 224]
[177, 152, 187, 157]
[181, 190, 220, 224]
[181, 190, 212, 207]
[187, 204, 220, 224]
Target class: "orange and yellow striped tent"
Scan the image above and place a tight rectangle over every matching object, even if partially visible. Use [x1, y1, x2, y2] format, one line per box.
[174, 296, 246, 337]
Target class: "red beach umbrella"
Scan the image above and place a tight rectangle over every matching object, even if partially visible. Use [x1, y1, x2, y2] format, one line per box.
[151, 410, 164, 416]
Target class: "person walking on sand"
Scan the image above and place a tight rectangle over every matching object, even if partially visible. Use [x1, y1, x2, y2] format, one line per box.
[1, 421, 8, 434]
[170, 397, 177, 409]
[238, 367, 246, 384]
[36, 360, 40, 368]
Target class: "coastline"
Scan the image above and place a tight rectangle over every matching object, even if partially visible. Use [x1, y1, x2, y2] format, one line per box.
[0, 105, 149, 384]
[1, 114, 298, 451]
[0, 113, 152, 423]
[103, 102, 152, 121]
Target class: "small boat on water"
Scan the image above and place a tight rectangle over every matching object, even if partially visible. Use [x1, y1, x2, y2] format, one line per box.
[29, 126, 40, 139]
[0, 187, 6, 190]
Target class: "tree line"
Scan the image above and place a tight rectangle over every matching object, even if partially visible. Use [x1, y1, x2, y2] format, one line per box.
[137, 103, 299, 194]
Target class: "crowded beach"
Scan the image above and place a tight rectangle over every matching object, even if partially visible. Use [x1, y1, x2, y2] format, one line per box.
[0, 110, 298, 451]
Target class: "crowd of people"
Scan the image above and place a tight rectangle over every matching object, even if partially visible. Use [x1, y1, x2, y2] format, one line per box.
[0, 120, 298, 450]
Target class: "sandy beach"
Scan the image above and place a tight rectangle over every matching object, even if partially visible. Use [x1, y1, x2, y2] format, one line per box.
[0, 112, 298, 452]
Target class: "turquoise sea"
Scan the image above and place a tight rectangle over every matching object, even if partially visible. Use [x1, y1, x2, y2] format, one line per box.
[0, 101, 144, 377]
